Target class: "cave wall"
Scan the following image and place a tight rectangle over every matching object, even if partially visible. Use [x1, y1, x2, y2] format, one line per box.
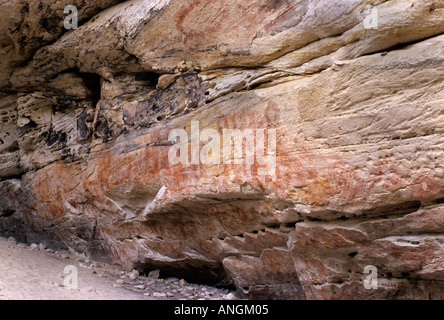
[1, 0, 444, 299]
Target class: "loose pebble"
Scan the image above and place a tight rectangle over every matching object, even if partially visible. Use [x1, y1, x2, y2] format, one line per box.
[225, 293, 237, 300]
[129, 269, 139, 281]
[153, 292, 166, 298]
[148, 269, 160, 279]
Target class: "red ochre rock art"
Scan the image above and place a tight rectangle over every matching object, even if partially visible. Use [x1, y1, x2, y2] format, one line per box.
[174, 0, 295, 51]
[1, 0, 444, 299]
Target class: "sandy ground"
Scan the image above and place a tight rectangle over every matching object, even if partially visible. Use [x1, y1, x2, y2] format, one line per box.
[0, 237, 233, 300]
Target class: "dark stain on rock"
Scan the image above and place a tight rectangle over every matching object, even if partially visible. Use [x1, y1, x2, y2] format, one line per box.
[94, 117, 113, 141]
[133, 72, 207, 128]
[76, 110, 90, 142]
[59, 68, 102, 105]
[0, 208, 15, 218]
[20, 3, 29, 14]
[53, 98, 74, 111]
[45, 125, 67, 147]
[40, 16, 59, 35]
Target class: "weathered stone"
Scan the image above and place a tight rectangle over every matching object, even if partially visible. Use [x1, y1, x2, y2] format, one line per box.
[153, 292, 166, 298]
[289, 204, 444, 299]
[0, 0, 122, 88]
[134, 285, 145, 290]
[223, 248, 306, 300]
[148, 269, 160, 279]
[7, 237, 16, 244]
[130, 269, 139, 281]
[1, 0, 444, 300]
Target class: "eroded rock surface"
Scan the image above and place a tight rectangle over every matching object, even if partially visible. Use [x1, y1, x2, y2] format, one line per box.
[1, 0, 444, 299]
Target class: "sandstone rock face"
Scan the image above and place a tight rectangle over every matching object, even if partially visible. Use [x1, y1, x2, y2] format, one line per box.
[1, 0, 444, 299]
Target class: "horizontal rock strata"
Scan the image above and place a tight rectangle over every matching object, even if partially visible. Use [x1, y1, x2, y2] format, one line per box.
[1, 0, 444, 299]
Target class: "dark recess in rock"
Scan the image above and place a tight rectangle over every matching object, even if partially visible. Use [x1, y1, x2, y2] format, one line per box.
[39, 16, 59, 35]
[134, 261, 233, 288]
[76, 110, 90, 141]
[44, 124, 67, 147]
[135, 72, 160, 87]
[0, 208, 15, 218]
